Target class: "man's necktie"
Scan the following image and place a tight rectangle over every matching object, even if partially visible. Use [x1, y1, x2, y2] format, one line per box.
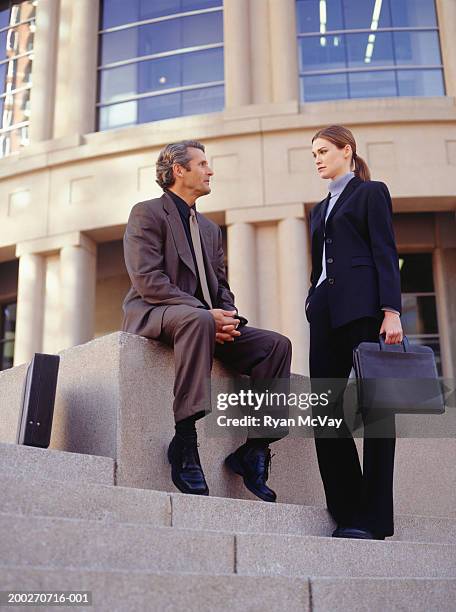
[189, 208, 213, 309]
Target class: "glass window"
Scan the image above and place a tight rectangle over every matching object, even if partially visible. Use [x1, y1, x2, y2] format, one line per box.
[0, 301, 16, 371]
[296, 0, 344, 34]
[390, 0, 437, 27]
[348, 69, 397, 98]
[101, 0, 221, 30]
[296, 0, 445, 102]
[342, 0, 392, 29]
[98, 1, 224, 131]
[0, 0, 36, 158]
[393, 31, 442, 66]
[300, 72, 349, 101]
[346, 32, 395, 68]
[101, 11, 222, 65]
[399, 253, 442, 375]
[396, 69, 444, 97]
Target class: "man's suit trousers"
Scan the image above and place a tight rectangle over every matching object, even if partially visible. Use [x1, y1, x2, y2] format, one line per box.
[158, 305, 292, 423]
[308, 279, 396, 537]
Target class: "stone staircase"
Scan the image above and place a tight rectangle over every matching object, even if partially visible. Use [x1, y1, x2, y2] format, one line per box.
[0, 442, 455, 611]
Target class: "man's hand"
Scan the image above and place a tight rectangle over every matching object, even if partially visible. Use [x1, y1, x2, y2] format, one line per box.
[380, 311, 403, 344]
[209, 309, 241, 344]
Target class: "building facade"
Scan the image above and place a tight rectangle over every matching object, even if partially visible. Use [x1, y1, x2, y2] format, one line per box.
[0, 0, 455, 376]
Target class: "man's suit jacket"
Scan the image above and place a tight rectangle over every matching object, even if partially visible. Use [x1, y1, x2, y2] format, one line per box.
[122, 191, 237, 338]
[305, 176, 402, 329]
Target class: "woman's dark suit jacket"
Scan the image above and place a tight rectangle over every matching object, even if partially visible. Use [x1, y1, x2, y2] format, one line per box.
[305, 176, 402, 328]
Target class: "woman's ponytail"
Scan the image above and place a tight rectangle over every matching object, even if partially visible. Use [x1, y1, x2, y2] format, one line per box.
[353, 153, 371, 181]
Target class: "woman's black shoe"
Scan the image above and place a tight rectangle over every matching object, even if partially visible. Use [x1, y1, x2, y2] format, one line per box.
[167, 435, 209, 495]
[332, 526, 381, 540]
[225, 444, 276, 502]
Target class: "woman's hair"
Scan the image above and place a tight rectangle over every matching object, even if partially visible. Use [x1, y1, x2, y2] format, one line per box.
[156, 140, 205, 189]
[312, 125, 371, 181]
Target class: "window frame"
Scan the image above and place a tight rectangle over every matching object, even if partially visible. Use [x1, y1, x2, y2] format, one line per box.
[96, 4, 225, 130]
[296, 0, 445, 100]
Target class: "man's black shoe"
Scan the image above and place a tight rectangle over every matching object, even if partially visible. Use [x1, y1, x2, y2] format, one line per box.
[167, 435, 209, 496]
[332, 526, 382, 540]
[225, 444, 276, 502]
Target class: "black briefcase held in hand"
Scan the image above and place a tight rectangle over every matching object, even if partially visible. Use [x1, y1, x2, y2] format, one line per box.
[353, 335, 445, 414]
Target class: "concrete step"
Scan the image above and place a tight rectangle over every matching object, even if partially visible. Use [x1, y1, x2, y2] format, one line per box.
[0, 513, 455, 578]
[0, 442, 114, 485]
[0, 568, 308, 612]
[1, 472, 454, 545]
[235, 532, 456, 579]
[0, 472, 171, 526]
[1, 568, 455, 612]
[171, 491, 456, 545]
[310, 577, 456, 612]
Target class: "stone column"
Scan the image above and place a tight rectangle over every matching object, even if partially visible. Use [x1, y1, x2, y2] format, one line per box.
[268, 0, 299, 103]
[223, 0, 251, 108]
[29, 0, 60, 142]
[436, 0, 456, 97]
[13, 253, 45, 365]
[433, 247, 454, 378]
[250, 0, 272, 104]
[278, 217, 310, 375]
[227, 222, 258, 325]
[54, 0, 100, 137]
[60, 238, 96, 349]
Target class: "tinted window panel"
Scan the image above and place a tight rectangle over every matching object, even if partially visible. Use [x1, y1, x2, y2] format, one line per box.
[296, 0, 343, 34]
[182, 84, 224, 115]
[346, 32, 395, 68]
[101, 11, 222, 65]
[393, 31, 442, 66]
[342, 0, 392, 29]
[98, 100, 138, 130]
[301, 73, 349, 101]
[99, 64, 137, 104]
[138, 91, 181, 122]
[397, 69, 444, 96]
[299, 35, 346, 72]
[391, 0, 438, 27]
[348, 70, 397, 98]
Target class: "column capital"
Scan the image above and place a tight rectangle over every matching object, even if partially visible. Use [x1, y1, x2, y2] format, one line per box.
[16, 232, 96, 258]
[226, 203, 306, 225]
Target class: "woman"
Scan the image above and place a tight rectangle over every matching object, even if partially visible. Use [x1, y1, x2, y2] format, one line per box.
[306, 125, 403, 540]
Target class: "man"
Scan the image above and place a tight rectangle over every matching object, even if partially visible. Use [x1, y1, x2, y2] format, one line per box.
[122, 140, 291, 502]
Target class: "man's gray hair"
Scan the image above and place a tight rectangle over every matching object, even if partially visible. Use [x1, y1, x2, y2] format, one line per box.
[156, 140, 205, 189]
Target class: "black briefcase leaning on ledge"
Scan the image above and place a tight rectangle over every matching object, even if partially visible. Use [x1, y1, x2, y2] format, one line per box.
[353, 335, 445, 415]
[16, 353, 60, 448]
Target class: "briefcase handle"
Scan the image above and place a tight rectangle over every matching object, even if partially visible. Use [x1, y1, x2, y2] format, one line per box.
[379, 334, 410, 352]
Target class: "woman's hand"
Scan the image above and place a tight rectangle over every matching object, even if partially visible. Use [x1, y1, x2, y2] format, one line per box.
[380, 312, 403, 344]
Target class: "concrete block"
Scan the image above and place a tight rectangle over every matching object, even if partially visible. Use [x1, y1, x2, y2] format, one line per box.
[0, 568, 310, 612]
[0, 332, 455, 518]
[0, 473, 170, 526]
[171, 493, 334, 537]
[236, 533, 456, 578]
[171, 494, 456, 544]
[0, 442, 114, 485]
[0, 514, 235, 574]
[310, 577, 456, 612]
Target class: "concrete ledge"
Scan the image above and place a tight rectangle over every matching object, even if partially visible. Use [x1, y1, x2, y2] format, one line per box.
[0, 569, 309, 612]
[0, 332, 455, 517]
[310, 577, 456, 612]
[0, 442, 114, 485]
[1, 470, 454, 543]
[236, 533, 456, 578]
[0, 514, 235, 574]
